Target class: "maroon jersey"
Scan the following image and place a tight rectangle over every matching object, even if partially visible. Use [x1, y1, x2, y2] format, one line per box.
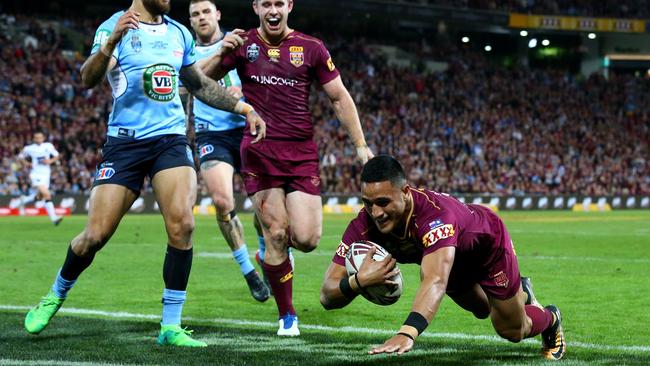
[221, 29, 339, 140]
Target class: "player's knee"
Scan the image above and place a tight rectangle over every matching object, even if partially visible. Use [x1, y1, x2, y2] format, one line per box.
[269, 227, 288, 245]
[474, 308, 491, 320]
[212, 194, 234, 213]
[495, 326, 525, 343]
[79, 231, 109, 255]
[292, 231, 320, 253]
[167, 215, 195, 243]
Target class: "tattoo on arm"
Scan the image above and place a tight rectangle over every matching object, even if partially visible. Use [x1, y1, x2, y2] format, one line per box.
[179, 64, 238, 113]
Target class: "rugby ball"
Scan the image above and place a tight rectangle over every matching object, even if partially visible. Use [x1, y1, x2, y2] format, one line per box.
[345, 241, 403, 305]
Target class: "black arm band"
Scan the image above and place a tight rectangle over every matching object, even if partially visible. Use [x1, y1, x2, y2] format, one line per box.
[339, 276, 358, 300]
[403, 312, 429, 335]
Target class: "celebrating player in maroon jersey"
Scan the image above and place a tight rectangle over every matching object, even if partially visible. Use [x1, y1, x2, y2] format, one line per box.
[320, 156, 566, 360]
[200, 0, 373, 336]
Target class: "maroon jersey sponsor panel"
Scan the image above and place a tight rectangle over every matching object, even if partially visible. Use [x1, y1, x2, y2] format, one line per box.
[222, 29, 340, 141]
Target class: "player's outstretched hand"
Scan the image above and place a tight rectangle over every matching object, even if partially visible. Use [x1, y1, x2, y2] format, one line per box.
[221, 29, 247, 55]
[356, 246, 399, 288]
[369, 334, 414, 355]
[108, 10, 140, 45]
[246, 110, 266, 144]
[356, 145, 374, 164]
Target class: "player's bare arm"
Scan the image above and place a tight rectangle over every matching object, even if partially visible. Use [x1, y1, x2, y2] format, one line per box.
[369, 246, 455, 355]
[80, 10, 140, 88]
[320, 246, 399, 309]
[44, 155, 61, 165]
[198, 29, 246, 80]
[322, 76, 374, 163]
[179, 63, 266, 143]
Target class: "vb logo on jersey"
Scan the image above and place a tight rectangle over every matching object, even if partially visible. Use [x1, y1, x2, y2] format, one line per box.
[143, 64, 177, 102]
[247, 43, 260, 62]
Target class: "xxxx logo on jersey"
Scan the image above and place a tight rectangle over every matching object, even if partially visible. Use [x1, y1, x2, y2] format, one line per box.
[143, 63, 177, 102]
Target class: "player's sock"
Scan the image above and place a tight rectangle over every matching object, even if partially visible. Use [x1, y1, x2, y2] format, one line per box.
[525, 304, 554, 337]
[162, 245, 192, 325]
[60, 245, 95, 282]
[44, 200, 58, 221]
[262, 257, 295, 317]
[257, 235, 266, 263]
[232, 245, 255, 275]
[50, 269, 77, 299]
[161, 289, 186, 326]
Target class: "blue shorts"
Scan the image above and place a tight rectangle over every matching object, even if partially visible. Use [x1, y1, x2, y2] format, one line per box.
[196, 128, 243, 171]
[93, 135, 195, 193]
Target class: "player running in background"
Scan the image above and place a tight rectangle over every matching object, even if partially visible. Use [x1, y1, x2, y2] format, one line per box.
[185, 0, 269, 302]
[200, 0, 373, 336]
[18, 130, 63, 225]
[24, 0, 265, 347]
[320, 155, 566, 360]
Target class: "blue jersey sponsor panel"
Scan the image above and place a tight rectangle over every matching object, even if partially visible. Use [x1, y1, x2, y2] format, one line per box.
[193, 37, 245, 133]
[91, 12, 196, 140]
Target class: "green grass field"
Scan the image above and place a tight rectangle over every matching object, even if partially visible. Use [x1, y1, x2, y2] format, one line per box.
[1, 211, 649, 365]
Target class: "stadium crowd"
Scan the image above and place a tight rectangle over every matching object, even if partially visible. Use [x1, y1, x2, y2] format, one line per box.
[0, 14, 648, 197]
[398, 0, 650, 19]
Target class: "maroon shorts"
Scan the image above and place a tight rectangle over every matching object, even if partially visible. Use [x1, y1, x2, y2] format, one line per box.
[240, 137, 321, 196]
[446, 213, 521, 301]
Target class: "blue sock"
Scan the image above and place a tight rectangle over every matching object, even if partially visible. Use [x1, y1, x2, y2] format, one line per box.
[258, 236, 266, 262]
[51, 269, 76, 299]
[233, 245, 255, 276]
[161, 288, 186, 326]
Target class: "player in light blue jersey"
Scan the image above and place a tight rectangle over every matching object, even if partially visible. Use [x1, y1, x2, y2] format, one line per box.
[185, 0, 270, 303]
[23, 0, 266, 348]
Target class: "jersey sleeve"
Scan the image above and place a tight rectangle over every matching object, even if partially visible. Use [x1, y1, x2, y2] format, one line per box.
[219, 47, 238, 73]
[332, 211, 368, 266]
[90, 15, 119, 57]
[417, 211, 458, 258]
[179, 24, 197, 67]
[47, 143, 59, 157]
[313, 42, 340, 85]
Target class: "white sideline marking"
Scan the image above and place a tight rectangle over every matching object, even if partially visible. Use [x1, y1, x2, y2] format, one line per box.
[2, 305, 650, 353]
[0, 360, 143, 366]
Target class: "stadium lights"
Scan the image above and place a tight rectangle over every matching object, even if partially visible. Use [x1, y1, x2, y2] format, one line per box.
[541, 39, 550, 46]
[484, 45, 492, 52]
[588, 33, 597, 39]
[528, 38, 538, 48]
[520, 30, 528, 37]
[461, 36, 470, 43]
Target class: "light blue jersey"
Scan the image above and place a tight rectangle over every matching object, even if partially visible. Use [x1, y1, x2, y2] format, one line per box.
[91, 11, 196, 140]
[193, 37, 245, 133]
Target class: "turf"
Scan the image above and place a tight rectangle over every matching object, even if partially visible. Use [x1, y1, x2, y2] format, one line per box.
[1, 211, 649, 365]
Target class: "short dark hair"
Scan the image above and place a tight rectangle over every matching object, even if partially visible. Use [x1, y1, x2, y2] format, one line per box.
[190, 0, 217, 6]
[360, 155, 406, 187]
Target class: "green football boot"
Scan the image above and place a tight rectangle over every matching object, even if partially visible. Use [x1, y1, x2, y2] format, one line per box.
[157, 324, 207, 347]
[24, 291, 64, 334]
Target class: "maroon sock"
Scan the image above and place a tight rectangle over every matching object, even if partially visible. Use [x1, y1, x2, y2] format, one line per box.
[262, 257, 295, 317]
[525, 305, 553, 337]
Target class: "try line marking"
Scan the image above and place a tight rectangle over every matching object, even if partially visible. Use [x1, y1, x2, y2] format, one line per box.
[2, 305, 649, 353]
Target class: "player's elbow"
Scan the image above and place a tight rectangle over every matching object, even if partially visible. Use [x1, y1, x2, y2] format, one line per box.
[319, 293, 340, 310]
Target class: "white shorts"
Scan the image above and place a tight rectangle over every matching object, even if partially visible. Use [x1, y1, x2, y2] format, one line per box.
[30, 172, 51, 189]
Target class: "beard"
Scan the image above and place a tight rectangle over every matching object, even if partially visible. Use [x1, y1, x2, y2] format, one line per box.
[142, 0, 170, 16]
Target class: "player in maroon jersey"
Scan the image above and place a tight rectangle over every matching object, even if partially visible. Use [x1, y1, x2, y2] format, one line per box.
[320, 156, 566, 360]
[200, 0, 373, 336]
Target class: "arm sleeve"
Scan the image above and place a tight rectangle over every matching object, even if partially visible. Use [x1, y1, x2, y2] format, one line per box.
[180, 25, 197, 68]
[219, 48, 238, 73]
[418, 212, 459, 258]
[314, 42, 340, 85]
[47, 144, 59, 157]
[90, 15, 119, 58]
